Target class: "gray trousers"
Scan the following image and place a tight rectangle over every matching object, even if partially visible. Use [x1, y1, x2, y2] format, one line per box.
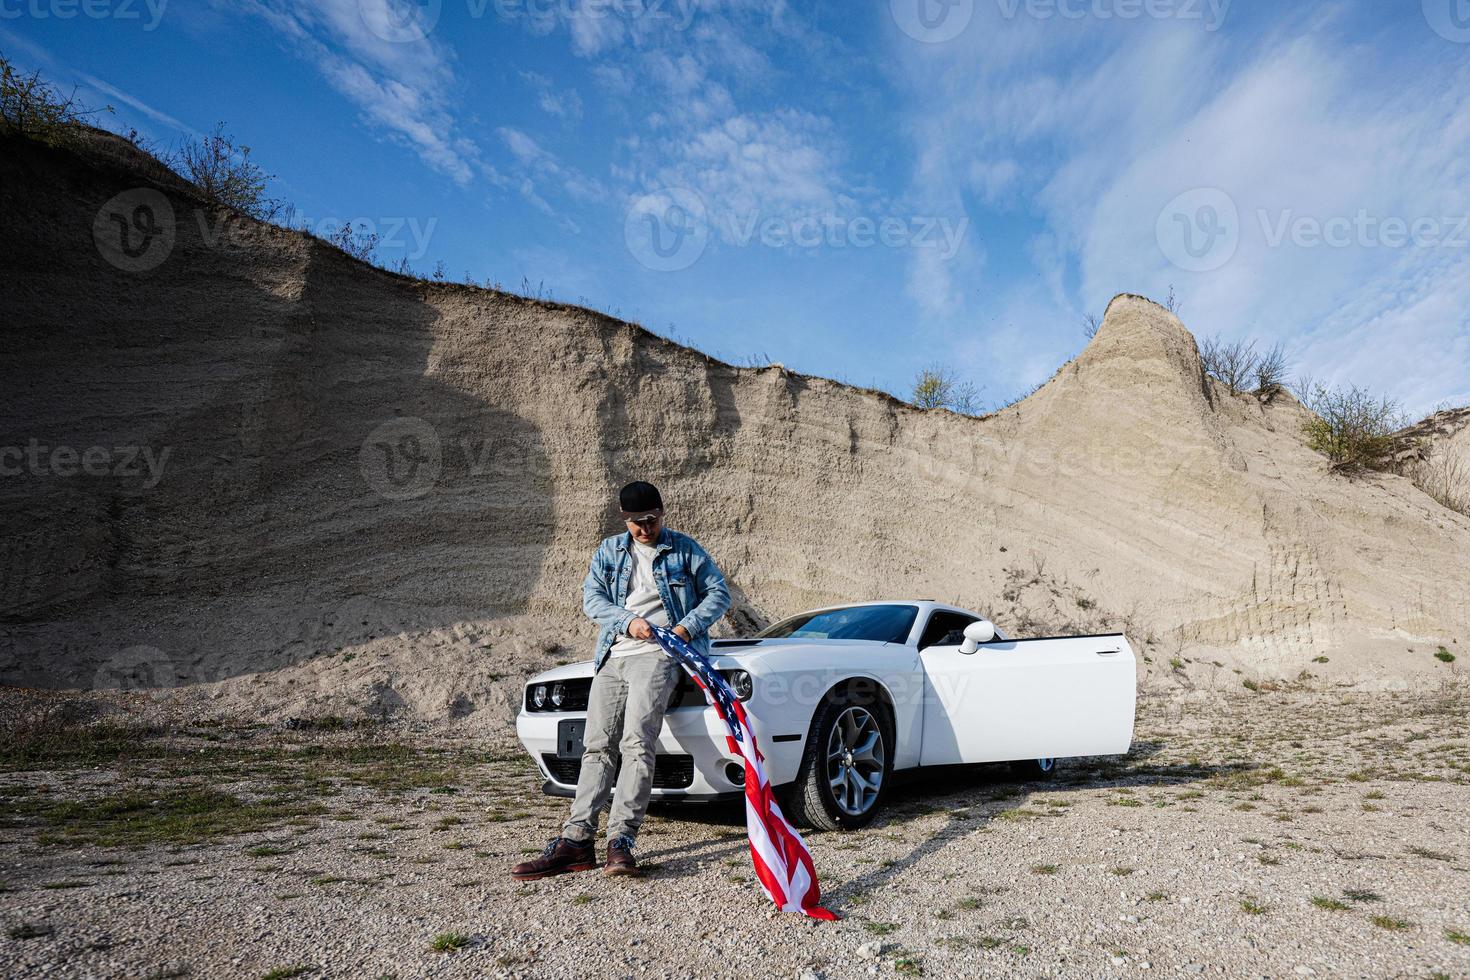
[563, 650, 681, 843]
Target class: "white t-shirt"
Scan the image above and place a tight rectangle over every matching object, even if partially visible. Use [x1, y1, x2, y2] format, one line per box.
[608, 540, 671, 658]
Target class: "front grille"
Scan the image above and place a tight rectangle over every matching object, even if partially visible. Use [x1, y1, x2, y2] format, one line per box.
[542, 754, 582, 784]
[541, 753, 696, 789]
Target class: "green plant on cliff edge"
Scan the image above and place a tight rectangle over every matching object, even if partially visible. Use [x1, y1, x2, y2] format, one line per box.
[0, 52, 109, 143]
[171, 121, 285, 221]
[1297, 381, 1408, 471]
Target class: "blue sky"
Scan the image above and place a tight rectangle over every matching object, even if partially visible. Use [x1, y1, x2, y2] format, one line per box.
[6, 0, 1469, 416]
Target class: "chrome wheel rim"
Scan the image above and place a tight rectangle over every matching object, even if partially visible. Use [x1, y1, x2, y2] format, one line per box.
[826, 706, 885, 816]
[1036, 758, 1055, 772]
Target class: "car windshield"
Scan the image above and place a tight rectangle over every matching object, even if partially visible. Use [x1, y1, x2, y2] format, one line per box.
[757, 604, 919, 643]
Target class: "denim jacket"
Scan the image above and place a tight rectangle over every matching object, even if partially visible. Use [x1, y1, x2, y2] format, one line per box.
[582, 528, 731, 671]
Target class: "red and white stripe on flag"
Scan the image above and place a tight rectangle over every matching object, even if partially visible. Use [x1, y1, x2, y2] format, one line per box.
[651, 626, 837, 921]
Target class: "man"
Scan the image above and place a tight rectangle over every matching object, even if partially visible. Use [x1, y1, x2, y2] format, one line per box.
[512, 480, 731, 880]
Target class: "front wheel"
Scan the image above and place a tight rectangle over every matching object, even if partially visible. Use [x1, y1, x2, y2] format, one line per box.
[786, 696, 894, 831]
[1009, 757, 1058, 781]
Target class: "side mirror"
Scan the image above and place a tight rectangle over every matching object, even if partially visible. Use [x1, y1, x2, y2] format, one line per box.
[959, 620, 996, 654]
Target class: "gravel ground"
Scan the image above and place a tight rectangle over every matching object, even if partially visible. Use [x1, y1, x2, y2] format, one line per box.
[2, 688, 1469, 979]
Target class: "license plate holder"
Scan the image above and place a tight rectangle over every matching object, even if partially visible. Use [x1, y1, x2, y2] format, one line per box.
[556, 719, 586, 759]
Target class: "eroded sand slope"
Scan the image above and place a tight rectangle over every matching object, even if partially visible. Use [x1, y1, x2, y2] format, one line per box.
[1, 133, 1466, 723]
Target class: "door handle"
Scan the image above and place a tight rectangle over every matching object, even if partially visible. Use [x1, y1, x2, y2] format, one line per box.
[1096, 649, 1120, 657]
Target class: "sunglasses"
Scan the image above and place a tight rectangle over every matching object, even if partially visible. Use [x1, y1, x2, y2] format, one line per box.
[624, 513, 662, 528]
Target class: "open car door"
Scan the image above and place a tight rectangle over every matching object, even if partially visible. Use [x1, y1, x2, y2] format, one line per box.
[919, 633, 1136, 767]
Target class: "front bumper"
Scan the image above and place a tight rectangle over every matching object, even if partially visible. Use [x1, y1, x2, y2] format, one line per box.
[516, 703, 773, 802]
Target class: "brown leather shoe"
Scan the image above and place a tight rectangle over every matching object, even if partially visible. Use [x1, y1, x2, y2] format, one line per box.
[604, 834, 640, 877]
[511, 837, 596, 881]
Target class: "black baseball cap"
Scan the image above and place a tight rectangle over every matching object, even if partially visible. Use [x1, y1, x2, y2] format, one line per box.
[619, 481, 664, 518]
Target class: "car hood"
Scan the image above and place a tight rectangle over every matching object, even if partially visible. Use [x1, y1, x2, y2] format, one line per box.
[522, 637, 890, 685]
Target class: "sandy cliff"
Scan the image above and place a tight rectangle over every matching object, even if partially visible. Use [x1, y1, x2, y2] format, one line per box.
[1, 132, 1465, 725]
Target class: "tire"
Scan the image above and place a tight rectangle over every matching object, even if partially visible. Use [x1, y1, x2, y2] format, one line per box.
[785, 689, 895, 831]
[1009, 757, 1059, 781]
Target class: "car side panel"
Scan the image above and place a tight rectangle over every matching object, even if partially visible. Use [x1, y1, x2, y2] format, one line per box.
[918, 634, 1136, 765]
[742, 642, 924, 772]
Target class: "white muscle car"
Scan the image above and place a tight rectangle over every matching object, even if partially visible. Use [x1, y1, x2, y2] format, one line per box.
[516, 601, 1136, 830]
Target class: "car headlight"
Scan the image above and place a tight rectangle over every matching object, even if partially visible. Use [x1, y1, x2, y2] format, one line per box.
[531, 684, 547, 709]
[726, 670, 753, 701]
[550, 682, 566, 708]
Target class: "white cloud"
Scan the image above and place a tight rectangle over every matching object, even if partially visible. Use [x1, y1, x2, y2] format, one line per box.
[890, 12, 1470, 415]
[968, 159, 1023, 206]
[229, 0, 478, 184]
[495, 127, 606, 220]
[519, 70, 584, 119]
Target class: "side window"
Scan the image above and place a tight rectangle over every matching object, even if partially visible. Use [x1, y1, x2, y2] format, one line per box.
[918, 611, 979, 650]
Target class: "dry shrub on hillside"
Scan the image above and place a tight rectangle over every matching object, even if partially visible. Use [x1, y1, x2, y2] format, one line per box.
[911, 365, 982, 415]
[1199, 337, 1290, 399]
[1199, 336, 1256, 394]
[171, 122, 286, 221]
[1404, 450, 1470, 516]
[1254, 343, 1289, 396]
[329, 221, 380, 264]
[1298, 382, 1408, 471]
[0, 52, 103, 144]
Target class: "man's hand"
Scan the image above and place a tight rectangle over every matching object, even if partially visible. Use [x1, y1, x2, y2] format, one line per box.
[627, 617, 653, 640]
[672, 625, 691, 642]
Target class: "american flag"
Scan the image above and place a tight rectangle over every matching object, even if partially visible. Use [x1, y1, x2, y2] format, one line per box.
[651, 625, 837, 921]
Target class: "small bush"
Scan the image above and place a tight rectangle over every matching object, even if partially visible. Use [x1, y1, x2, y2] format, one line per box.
[1199, 336, 1258, 394]
[0, 52, 106, 143]
[172, 122, 285, 221]
[1404, 449, 1470, 517]
[1082, 312, 1101, 339]
[1254, 342, 1289, 396]
[1161, 284, 1182, 314]
[910, 365, 982, 415]
[328, 221, 379, 264]
[1298, 382, 1408, 470]
[1434, 647, 1455, 664]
